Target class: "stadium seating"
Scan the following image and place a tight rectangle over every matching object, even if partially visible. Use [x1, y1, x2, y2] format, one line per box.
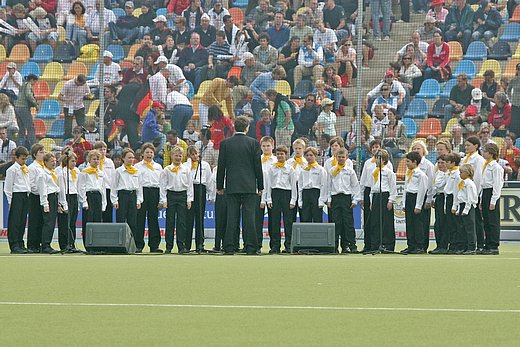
[63, 61, 88, 80]
[464, 41, 487, 60]
[511, 6, 520, 22]
[229, 7, 245, 26]
[417, 118, 443, 138]
[41, 62, 65, 81]
[33, 80, 51, 100]
[125, 43, 141, 62]
[396, 159, 407, 181]
[7, 44, 30, 64]
[504, 59, 520, 79]
[470, 77, 484, 89]
[0, 45, 6, 62]
[58, 26, 66, 41]
[21, 62, 40, 78]
[88, 63, 99, 80]
[452, 60, 476, 79]
[275, 80, 292, 97]
[133, 8, 142, 17]
[513, 44, 520, 59]
[86, 100, 100, 119]
[429, 98, 450, 118]
[515, 138, 520, 149]
[477, 59, 501, 78]
[36, 100, 61, 119]
[49, 81, 65, 99]
[107, 44, 125, 62]
[120, 60, 133, 71]
[34, 118, 47, 139]
[292, 80, 314, 99]
[415, 78, 440, 98]
[492, 137, 505, 150]
[186, 80, 195, 100]
[404, 98, 428, 118]
[232, 0, 249, 8]
[448, 41, 463, 62]
[30, 44, 53, 63]
[487, 41, 512, 60]
[498, 23, 520, 42]
[402, 118, 417, 137]
[441, 118, 459, 138]
[39, 138, 56, 152]
[0, 62, 6, 77]
[77, 44, 100, 63]
[440, 78, 457, 98]
[227, 66, 241, 79]
[113, 8, 125, 18]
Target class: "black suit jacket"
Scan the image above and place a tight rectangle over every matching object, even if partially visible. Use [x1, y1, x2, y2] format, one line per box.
[217, 133, 263, 194]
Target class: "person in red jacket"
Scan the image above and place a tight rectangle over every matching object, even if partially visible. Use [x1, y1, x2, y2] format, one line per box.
[66, 126, 93, 165]
[208, 105, 234, 151]
[488, 91, 512, 137]
[424, 32, 451, 82]
[167, 0, 190, 16]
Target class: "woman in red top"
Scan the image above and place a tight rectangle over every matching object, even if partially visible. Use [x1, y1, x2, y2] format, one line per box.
[167, 0, 191, 16]
[424, 32, 450, 82]
[488, 91, 512, 137]
[208, 105, 234, 150]
[500, 134, 520, 179]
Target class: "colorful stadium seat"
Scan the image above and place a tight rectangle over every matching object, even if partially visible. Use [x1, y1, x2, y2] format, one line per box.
[417, 118, 443, 138]
[30, 44, 53, 63]
[511, 6, 520, 23]
[275, 80, 292, 97]
[441, 118, 460, 138]
[186, 80, 195, 100]
[487, 41, 512, 60]
[33, 80, 51, 100]
[232, 0, 249, 7]
[504, 59, 520, 79]
[49, 81, 66, 99]
[7, 44, 30, 64]
[39, 138, 56, 152]
[86, 100, 100, 119]
[107, 44, 125, 62]
[229, 8, 245, 26]
[464, 41, 487, 60]
[0, 62, 7, 77]
[125, 43, 141, 62]
[21, 62, 40, 78]
[63, 61, 88, 80]
[402, 118, 417, 137]
[440, 78, 457, 98]
[415, 79, 440, 99]
[452, 60, 476, 79]
[404, 98, 428, 119]
[88, 63, 99, 81]
[498, 23, 520, 42]
[41, 62, 65, 81]
[477, 59, 501, 79]
[448, 41, 463, 62]
[36, 100, 61, 119]
[227, 66, 242, 79]
[0, 45, 6, 63]
[33, 118, 47, 139]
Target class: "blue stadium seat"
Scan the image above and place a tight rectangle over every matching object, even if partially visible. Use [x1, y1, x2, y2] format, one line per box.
[452, 60, 476, 79]
[415, 79, 440, 98]
[402, 118, 417, 138]
[88, 63, 99, 80]
[487, 41, 512, 60]
[156, 8, 167, 17]
[113, 8, 125, 18]
[36, 100, 61, 119]
[499, 23, 520, 42]
[47, 119, 65, 139]
[440, 78, 457, 98]
[404, 98, 428, 119]
[186, 80, 194, 100]
[107, 44, 125, 62]
[232, 0, 249, 7]
[21, 62, 40, 78]
[30, 44, 53, 63]
[464, 41, 487, 60]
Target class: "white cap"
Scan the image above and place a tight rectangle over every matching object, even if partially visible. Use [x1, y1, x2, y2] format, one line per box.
[153, 15, 167, 23]
[472, 88, 482, 100]
[103, 50, 113, 58]
[154, 56, 168, 64]
[201, 13, 210, 21]
[243, 52, 254, 61]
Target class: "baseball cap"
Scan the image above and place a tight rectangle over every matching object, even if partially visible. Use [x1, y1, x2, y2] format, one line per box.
[201, 13, 210, 21]
[103, 50, 113, 58]
[114, 119, 125, 127]
[243, 52, 254, 61]
[154, 56, 168, 65]
[153, 15, 167, 23]
[465, 105, 478, 117]
[125, 1, 134, 8]
[6, 62, 16, 69]
[385, 70, 395, 77]
[321, 98, 334, 106]
[152, 101, 165, 109]
[472, 88, 482, 100]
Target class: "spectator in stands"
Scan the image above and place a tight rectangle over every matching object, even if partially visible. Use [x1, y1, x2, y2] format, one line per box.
[317, 98, 337, 139]
[98, 86, 118, 140]
[0, 95, 18, 140]
[194, 14, 216, 48]
[399, 53, 423, 96]
[382, 107, 406, 161]
[488, 91, 512, 137]
[424, 32, 451, 82]
[27, 7, 59, 52]
[59, 74, 90, 139]
[294, 34, 325, 90]
[506, 63, 520, 137]
[472, 0, 502, 47]
[395, 32, 428, 64]
[289, 14, 313, 40]
[469, 88, 487, 119]
[451, 125, 465, 153]
[230, 29, 252, 67]
[459, 104, 481, 134]
[109, 1, 139, 45]
[56, 0, 72, 27]
[278, 36, 300, 89]
[265, 89, 294, 147]
[444, 0, 474, 52]
[166, 84, 193, 135]
[184, 0, 204, 31]
[154, 56, 187, 93]
[117, 78, 142, 150]
[313, 80, 331, 106]
[425, 135, 438, 164]
[252, 0, 275, 33]
[250, 67, 287, 128]
[370, 0, 392, 40]
[208, 0, 229, 31]
[207, 30, 233, 79]
[446, 73, 474, 125]
[221, 14, 239, 47]
[256, 108, 273, 141]
[481, 70, 498, 111]
[418, 15, 442, 44]
[163, 130, 189, 165]
[158, 35, 180, 64]
[167, 0, 190, 17]
[366, 70, 407, 117]
[371, 83, 398, 115]
[96, 50, 122, 88]
[500, 134, 520, 179]
[322, 66, 345, 113]
[178, 32, 209, 92]
[427, 0, 449, 26]
[137, 2, 156, 39]
[14, 74, 38, 147]
[172, 16, 191, 47]
[266, 11, 290, 50]
[85, 1, 115, 45]
[67, 126, 93, 165]
[302, 0, 324, 26]
[198, 77, 238, 127]
[335, 39, 356, 88]
[135, 34, 159, 62]
[239, 52, 266, 87]
[142, 102, 167, 149]
[371, 104, 388, 138]
[123, 56, 148, 85]
[293, 94, 319, 142]
[253, 33, 278, 71]
[149, 67, 170, 104]
[278, 0, 296, 24]
[7, 4, 31, 54]
[0, 62, 22, 102]
[207, 105, 235, 151]
[314, 20, 338, 63]
[151, 15, 175, 46]
[323, 0, 349, 40]
[0, 127, 16, 165]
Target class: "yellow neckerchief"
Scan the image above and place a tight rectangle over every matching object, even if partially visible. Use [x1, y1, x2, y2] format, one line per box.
[21, 164, 29, 175]
[435, 163, 438, 173]
[371, 157, 377, 163]
[49, 169, 58, 185]
[83, 167, 99, 179]
[406, 169, 413, 183]
[373, 164, 385, 184]
[191, 160, 199, 170]
[304, 162, 319, 171]
[169, 164, 181, 173]
[261, 154, 272, 163]
[274, 161, 286, 168]
[482, 159, 493, 174]
[458, 180, 465, 191]
[293, 156, 304, 169]
[463, 151, 475, 164]
[143, 160, 155, 171]
[36, 160, 44, 168]
[332, 163, 345, 177]
[99, 156, 105, 170]
[70, 168, 77, 181]
[332, 156, 337, 167]
[449, 166, 459, 175]
[124, 164, 137, 175]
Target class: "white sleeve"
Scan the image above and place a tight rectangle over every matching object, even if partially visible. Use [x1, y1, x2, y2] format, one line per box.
[58, 171, 68, 211]
[4, 168, 14, 205]
[265, 171, 272, 204]
[491, 165, 503, 206]
[415, 174, 428, 210]
[388, 171, 397, 203]
[350, 171, 361, 205]
[78, 173, 88, 209]
[187, 171, 194, 203]
[159, 169, 168, 204]
[101, 183, 107, 212]
[110, 170, 119, 205]
[290, 169, 297, 206]
[137, 175, 144, 205]
[38, 174, 48, 208]
[297, 171, 303, 208]
[319, 168, 328, 207]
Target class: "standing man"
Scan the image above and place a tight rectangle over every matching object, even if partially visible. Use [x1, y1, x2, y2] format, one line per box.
[198, 76, 238, 126]
[59, 74, 90, 139]
[506, 63, 520, 137]
[217, 116, 264, 255]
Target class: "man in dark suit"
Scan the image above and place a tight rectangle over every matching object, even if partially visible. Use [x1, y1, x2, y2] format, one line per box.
[217, 116, 264, 255]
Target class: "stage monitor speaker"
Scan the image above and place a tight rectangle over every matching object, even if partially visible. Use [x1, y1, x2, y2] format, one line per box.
[291, 223, 335, 253]
[85, 223, 136, 254]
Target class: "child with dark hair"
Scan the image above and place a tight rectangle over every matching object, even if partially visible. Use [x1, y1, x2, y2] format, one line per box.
[452, 164, 478, 255]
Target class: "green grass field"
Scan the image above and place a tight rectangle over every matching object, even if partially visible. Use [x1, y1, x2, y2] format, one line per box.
[1, 242, 519, 346]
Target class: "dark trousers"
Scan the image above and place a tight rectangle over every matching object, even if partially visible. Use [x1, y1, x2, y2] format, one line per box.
[269, 189, 294, 251]
[116, 190, 138, 243]
[482, 188, 500, 249]
[102, 189, 113, 223]
[445, 194, 458, 250]
[137, 187, 161, 250]
[28, 193, 43, 250]
[214, 193, 227, 250]
[64, 107, 86, 139]
[224, 193, 258, 254]
[475, 198, 485, 249]
[41, 193, 58, 249]
[300, 188, 323, 223]
[58, 194, 78, 250]
[171, 105, 193, 136]
[331, 194, 356, 251]
[362, 187, 371, 249]
[165, 190, 188, 252]
[509, 105, 520, 137]
[125, 117, 141, 151]
[8, 192, 29, 251]
[457, 204, 476, 251]
[186, 184, 206, 251]
[400, 0, 410, 22]
[368, 192, 396, 251]
[405, 193, 425, 251]
[422, 206, 432, 252]
[82, 191, 103, 244]
[433, 193, 448, 249]
[255, 195, 272, 249]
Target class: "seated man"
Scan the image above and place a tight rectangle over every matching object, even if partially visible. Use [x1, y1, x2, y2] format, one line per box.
[251, 0, 275, 33]
[150, 15, 175, 46]
[444, 0, 474, 53]
[265, 11, 290, 50]
[314, 20, 338, 63]
[241, 52, 268, 87]
[108, 1, 139, 45]
[472, 0, 502, 47]
[294, 34, 325, 89]
[123, 56, 148, 85]
[178, 32, 209, 92]
[445, 73, 474, 126]
[6, 4, 31, 54]
[85, 1, 116, 45]
[418, 15, 442, 44]
[207, 30, 234, 79]
[0, 62, 23, 101]
[194, 13, 216, 48]
[135, 33, 158, 61]
[365, 70, 407, 116]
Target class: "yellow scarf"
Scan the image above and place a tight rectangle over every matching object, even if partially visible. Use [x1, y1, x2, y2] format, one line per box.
[293, 156, 304, 169]
[458, 180, 465, 191]
[463, 152, 475, 164]
[450, 166, 459, 174]
[83, 167, 99, 179]
[191, 161, 199, 170]
[371, 157, 377, 163]
[143, 160, 155, 171]
[274, 161, 285, 168]
[261, 154, 272, 163]
[332, 157, 337, 167]
[304, 162, 319, 171]
[332, 164, 345, 177]
[125, 164, 137, 175]
[21, 164, 29, 175]
[70, 169, 77, 181]
[482, 159, 492, 174]
[50, 169, 58, 185]
[36, 160, 44, 168]
[373, 165, 385, 184]
[407, 169, 413, 183]
[99, 156, 105, 170]
[169, 164, 181, 173]
[435, 163, 438, 173]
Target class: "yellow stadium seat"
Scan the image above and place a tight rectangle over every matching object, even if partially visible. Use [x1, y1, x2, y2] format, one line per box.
[49, 81, 66, 99]
[86, 100, 100, 119]
[0, 45, 6, 63]
[275, 80, 292, 97]
[41, 62, 65, 82]
[63, 61, 88, 80]
[492, 137, 505, 151]
[513, 44, 520, 59]
[448, 41, 463, 62]
[477, 59, 501, 79]
[125, 43, 141, 62]
[503, 59, 520, 79]
[77, 44, 100, 63]
[39, 138, 56, 152]
[58, 26, 66, 42]
[7, 44, 30, 64]
[441, 118, 459, 138]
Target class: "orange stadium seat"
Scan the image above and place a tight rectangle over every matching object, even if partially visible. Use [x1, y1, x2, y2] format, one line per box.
[63, 61, 88, 80]
[0, 61, 7, 77]
[510, 6, 520, 23]
[7, 44, 30, 64]
[227, 66, 241, 79]
[448, 41, 463, 62]
[34, 119, 47, 139]
[125, 43, 141, 62]
[417, 118, 442, 138]
[229, 8, 244, 26]
[503, 59, 520, 79]
[33, 80, 51, 100]
[470, 77, 483, 89]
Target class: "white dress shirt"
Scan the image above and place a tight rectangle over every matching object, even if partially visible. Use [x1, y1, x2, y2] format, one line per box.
[481, 160, 504, 205]
[135, 160, 162, 188]
[404, 167, 428, 210]
[461, 152, 486, 193]
[38, 168, 60, 209]
[287, 156, 308, 179]
[149, 72, 168, 104]
[324, 156, 354, 174]
[433, 169, 448, 195]
[185, 159, 212, 187]
[4, 162, 30, 205]
[111, 166, 144, 205]
[260, 155, 277, 204]
[297, 164, 328, 208]
[57, 166, 80, 211]
[419, 156, 435, 203]
[28, 160, 45, 195]
[327, 164, 361, 204]
[159, 164, 194, 204]
[166, 90, 191, 110]
[100, 157, 115, 190]
[265, 163, 298, 206]
[368, 165, 397, 203]
[454, 178, 478, 215]
[78, 166, 107, 211]
[444, 167, 460, 196]
[359, 156, 394, 194]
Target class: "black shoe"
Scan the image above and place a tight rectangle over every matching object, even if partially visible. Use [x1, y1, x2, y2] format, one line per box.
[349, 246, 358, 254]
[179, 249, 189, 254]
[27, 248, 40, 253]
[446, 249, 458, 254]
[400, 248, 410, 254]
[269, 249, 280, 254]
[238, 248, 246, 254]
[10, 248, 27, 254]
[223, 250, 235, 255]
[164, 249, 172, 254]
[150, 248, 163, 253]
[410, 249, 426, 254]
[135, 248, 143, 253]
[454, 250, 464, 255]
[212, 247, 221, 252]
[281, 249, 290, 254]
[482, 248, 499, 255]
[476, 248, 484, 254]
[341, 249, 349, 254]
[41, 247, 59, 254]
[429, 248, 448, 254]
[246, 250, 261, 255]
[196, 248, 205, 253]
[462, 250, 476, 255]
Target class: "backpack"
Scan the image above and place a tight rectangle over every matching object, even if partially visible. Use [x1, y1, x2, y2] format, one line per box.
[54, 41, 77, 63]
[279, 96, 300, 122]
